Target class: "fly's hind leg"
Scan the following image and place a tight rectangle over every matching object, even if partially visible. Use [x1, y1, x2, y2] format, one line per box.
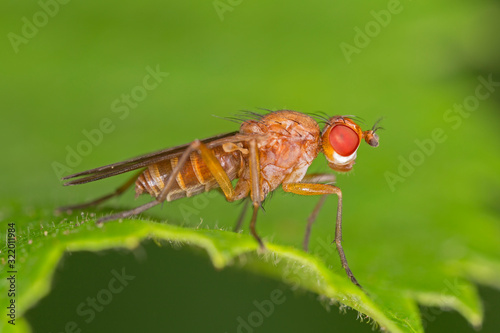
[56, 170, 143, 214]
[96, 140, 238, 224]
[83, 139, 267, 253]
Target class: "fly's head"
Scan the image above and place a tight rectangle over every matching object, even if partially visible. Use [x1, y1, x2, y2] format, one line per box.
[321, 116, 381, 172]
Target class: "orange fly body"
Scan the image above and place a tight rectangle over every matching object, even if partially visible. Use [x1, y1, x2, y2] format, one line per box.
[59, 110, 381, 287]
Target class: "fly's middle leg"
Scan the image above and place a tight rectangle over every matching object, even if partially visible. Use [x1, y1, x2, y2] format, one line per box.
[233, 199, 250, 232]
[248, 139, 265, 250]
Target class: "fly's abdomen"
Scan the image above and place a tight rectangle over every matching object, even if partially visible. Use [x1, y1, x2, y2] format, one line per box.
[135, 146, 242, 201]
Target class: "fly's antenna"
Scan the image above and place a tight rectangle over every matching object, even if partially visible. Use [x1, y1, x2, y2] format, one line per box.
[370, 117, 384, 133]
[363, 117, 384, 147]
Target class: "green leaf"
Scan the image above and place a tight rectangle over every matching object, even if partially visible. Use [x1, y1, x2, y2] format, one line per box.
[1, 209, 418, 333]
[2, 188, 499, 333]
[2, 1, 500, 332]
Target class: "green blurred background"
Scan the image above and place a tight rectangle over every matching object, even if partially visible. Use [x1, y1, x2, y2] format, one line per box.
[1, 0, 500, 332]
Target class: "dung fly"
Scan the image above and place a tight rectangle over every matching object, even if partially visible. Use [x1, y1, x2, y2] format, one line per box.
[58, 110, 381, 287]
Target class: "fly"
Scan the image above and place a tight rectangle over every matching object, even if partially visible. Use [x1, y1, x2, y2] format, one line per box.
[58, 110, 381, 287]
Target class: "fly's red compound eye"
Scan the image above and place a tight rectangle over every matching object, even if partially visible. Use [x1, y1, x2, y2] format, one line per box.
[329, 125, 360, 156]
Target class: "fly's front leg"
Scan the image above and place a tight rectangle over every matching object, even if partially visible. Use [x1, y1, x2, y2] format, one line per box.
[304, 195, 328, 252]
[282, 182, 361, 288]
[298, 173, 336, 252]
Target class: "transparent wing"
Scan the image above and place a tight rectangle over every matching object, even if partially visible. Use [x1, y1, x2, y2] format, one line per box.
[62, 131, 247, 185]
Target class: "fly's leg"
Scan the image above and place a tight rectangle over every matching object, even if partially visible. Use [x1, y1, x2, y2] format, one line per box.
[56, 170, 143, 214]
[299, 173, 336, 252]
[158, 140, 235, 201]
[248, 139, 265, 250]
[233, 199, 250, 232]
[87, 139, 266, 252]
[282, 182, 361, 288]
[98, 200, 162, 223]
[303, 195, 328, 252]
[182, 139, 264, 250]
[197, 138, 264, 250]
[97, 140, 237, 224]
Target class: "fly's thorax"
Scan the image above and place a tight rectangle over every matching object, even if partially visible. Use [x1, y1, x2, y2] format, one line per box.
[240, 110, 320, 140]
[238, 110, 322, 197]
[240, 110, 321, 163]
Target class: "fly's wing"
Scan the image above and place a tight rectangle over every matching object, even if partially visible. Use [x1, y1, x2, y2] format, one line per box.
[62, 131, 249, 185]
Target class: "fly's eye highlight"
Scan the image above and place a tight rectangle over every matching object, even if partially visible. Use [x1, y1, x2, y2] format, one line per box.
[329, 125, 360, 156]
